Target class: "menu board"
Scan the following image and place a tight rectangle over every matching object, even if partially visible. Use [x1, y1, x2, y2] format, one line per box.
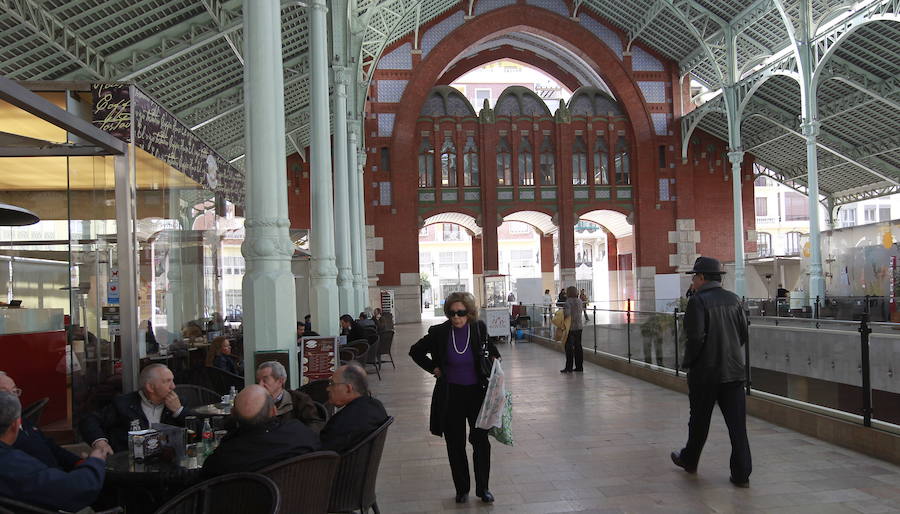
[299, 336, 339, 385]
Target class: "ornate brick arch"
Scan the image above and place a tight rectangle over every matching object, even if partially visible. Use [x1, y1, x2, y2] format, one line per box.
[390, 5, 656, 167]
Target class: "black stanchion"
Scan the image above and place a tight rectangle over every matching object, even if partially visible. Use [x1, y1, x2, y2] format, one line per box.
[859, 314, 872, 427]
[673, 308, 679, 377]
[592, 306, 597, 353]
[626, 298, 632, 364]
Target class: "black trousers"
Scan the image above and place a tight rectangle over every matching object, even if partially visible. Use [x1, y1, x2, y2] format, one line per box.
[444, 383, 491, 495]
[679, 380, 752, 482]
[563, 330, 584, 371]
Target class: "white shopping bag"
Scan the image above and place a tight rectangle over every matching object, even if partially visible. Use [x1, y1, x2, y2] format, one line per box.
[475, 359, 505, 430]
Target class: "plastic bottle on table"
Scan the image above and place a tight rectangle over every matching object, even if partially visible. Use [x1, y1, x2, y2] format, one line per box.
[201, 418, 214, 456]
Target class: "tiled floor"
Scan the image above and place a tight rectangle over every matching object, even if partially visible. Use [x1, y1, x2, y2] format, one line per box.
[370, 319, 900, 513]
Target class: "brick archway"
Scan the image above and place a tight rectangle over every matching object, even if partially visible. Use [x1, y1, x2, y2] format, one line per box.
[436, 45, 583, 93]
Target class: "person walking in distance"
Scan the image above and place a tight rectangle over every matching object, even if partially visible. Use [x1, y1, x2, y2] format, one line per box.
[560, 286, 584, 373]
[671, 256, 752, 487]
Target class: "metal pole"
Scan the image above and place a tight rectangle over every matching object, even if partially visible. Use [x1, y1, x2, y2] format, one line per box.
[592, 306, 597, 353]
[626, 297, 632, 363]
[745, 302, 752, 395]
[814, 295, 820, 319]
[859, 313, 872, 427]
[673, 307, 679, 377]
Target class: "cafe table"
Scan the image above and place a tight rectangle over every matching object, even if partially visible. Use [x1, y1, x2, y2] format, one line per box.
[104, 451, 203, 514]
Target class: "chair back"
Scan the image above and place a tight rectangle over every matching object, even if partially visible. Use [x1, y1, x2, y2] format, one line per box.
[364, 335, 381, 366]
[203, 366, 244, 395]
[299, 379, 330, 405]
[347, 341, 369, 363]
[328, 417, 394, 513]
[259, 451, 340, 514]
[175, 384, 222, 409]
[21, 398, 49, 426]
[312, 401, 330, 424]
[377, 330, 394, 356]
[0, 496, 56, 514]
[154, 472, 280, 514]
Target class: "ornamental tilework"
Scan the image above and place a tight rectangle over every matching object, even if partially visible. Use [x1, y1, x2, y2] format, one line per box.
[377, 80, 408, 103]
[651, 113, 669, 135]
[378, 42, 413, 70]
[578, 14, 623, 59]
[474, 0, 515, 15]
[525, 0, 569, 17]
[422, 11, 465, 57]
[378, 113, 395, 137]
[638, 81, 666, 103]
[464, 190, 481, 201]
[498, 190, 514, 200]
[632, 46, 664, 71]
[596, 189, 611, 199]
[574, 189, 589, 199]
[442, 190, 459, 202]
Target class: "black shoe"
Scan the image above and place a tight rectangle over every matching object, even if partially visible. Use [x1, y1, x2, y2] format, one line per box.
[730, 476, 750, 488]
[670, 451, 696, 473]
[455, 493, 468, 503]
[560, 369, 572, 373]
[573, 368, 584, 372]
[476, 491, 494, 503]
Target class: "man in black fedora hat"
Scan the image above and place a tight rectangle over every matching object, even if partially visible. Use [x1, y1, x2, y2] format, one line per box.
[671, 256, 752, 487]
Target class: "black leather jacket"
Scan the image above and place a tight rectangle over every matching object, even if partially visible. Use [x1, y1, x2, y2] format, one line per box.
[681, 281, 749, 384]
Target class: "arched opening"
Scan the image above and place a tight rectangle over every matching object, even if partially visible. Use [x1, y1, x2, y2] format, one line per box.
[499, 210, 557, 305]
[579, 209, 633, 310]
[419, 212, 481, 320]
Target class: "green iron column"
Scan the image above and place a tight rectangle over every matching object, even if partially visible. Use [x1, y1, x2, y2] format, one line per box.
[332, 65, 355, 315]
[308, 0, 340, 336]
[348, 119, 365, 314]
[242, 0, 298, 385]
[728, 150, 746, 297]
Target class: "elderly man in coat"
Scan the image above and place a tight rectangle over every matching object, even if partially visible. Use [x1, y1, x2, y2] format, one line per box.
[670, 256, 752, 487]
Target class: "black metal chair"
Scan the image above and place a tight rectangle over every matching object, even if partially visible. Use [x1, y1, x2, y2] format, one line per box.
[327, 417, 394, 514]
[21, 398, 49, 426]
[311, 400, 330, 424]
[364, 335, 381, 380]
[175, 384, 222, 410]
[339, 348, 356, 366]
[153, 472, 280, 514]
[259, 451, 340, 514]
[0, 496, 121, 514]
[347, 341, 370, 365]
[376, 330, 395, 369]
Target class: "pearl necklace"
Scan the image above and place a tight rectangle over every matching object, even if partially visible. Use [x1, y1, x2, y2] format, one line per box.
[451, 326, 470, 355]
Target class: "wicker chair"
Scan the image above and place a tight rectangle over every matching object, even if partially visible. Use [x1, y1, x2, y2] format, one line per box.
[0, 497, 121, 514]
[347, 341, 370, 365]
[21, 398, 49, 426]
[311, 401, 330, 424]
[259, 451, 340, 514]
[153, 472, 280, 514]
[299, 379, 330, 405]
[376, 330, 395, 369]
[175, 384, 222, 410]
[328, 417, 394, 514]
[364, 335, 381, 380]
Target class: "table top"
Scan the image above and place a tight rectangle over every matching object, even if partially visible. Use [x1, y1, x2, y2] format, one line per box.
[106, 451, 203, 480]
[192, 403, 230, 416]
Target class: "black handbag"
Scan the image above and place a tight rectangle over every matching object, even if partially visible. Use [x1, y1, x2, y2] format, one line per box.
[475, 321, 492, 377]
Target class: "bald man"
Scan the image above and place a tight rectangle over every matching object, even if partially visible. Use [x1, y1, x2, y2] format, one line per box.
[201, 385, 320, 477]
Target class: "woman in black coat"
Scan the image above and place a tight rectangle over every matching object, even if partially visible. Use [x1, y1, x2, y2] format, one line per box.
[409, 291, 501, 504]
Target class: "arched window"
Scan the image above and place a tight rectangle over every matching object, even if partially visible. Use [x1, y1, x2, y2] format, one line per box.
[614, 135, 631, 185]
[496, 136, 512, 185]
[593, 137, 609, 185]
[539, 135, 555, 185]
[418, 135, 434, 187]
[757, 232, 772, 257]
[440, 136, 457, 187]
[572, 135, 588, 185]
[463, 136, 479, 186]
[785, 231, 802, 255]
[518, 135, 534, 186]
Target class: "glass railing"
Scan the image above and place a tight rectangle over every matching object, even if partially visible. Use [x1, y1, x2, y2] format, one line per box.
[515, 302, 899, 434]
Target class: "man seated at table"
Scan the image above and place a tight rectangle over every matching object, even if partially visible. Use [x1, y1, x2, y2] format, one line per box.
[80, 363, 186, 455]
[0, 392, 107, 512]
[202, 385, 319, 477]
[297, 321, 319, 340]
[320, 364, 388, 452]
[340, 314, 375, 343]
[0, 371, 81, 470]
[256, 361, 325, 432]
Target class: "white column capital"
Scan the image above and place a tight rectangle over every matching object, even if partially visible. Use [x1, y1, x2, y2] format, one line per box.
[801, 119, 820, 139]
[310, 0, 328, 13]
[727, 150, 745, 166]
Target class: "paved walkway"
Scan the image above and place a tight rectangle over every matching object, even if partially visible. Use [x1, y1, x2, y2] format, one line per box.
[370, 319, 900, 513]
